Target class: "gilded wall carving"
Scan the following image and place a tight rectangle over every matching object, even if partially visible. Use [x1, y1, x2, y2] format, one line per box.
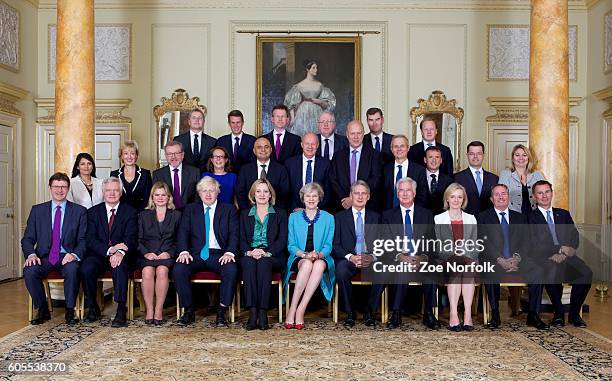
[0, 1, 19, 72]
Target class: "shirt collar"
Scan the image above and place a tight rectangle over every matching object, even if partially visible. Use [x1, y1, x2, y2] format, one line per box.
[273, 128, 286, 137]
[426, 169, 440, 176]
[257, 159, 271, 167]
[248, 204, 276, 216]
[400, 204, 414, 214]
[321, 133, 334, 142]
[394, 159, 408, 166]
[303, 154, 315, 162]
[494, 208, 510, 216]
[371, 131, 384, 140]
[423, 140, 436, 146]
[349, 144, 363, 153]
[351, 206, 365, 216]
[170, 163, 183, 172]
[538, 206, 553, 215]
[190, 130, 202, 138]
[203, 200, 217, 211]
[232, 132, 243, 140]
[469, 166, 482, 174]
[106, 202, 120, 213]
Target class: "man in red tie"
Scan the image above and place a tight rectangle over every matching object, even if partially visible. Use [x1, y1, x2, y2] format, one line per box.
[22, 172, 88, 325]
[264, 104, 302, 165]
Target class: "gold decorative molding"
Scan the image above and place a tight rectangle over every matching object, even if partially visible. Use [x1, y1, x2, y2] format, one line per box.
[593, 86, 612, 118]
[486, 97, 583, 122]
[0, 82, 29, 116]
[153, 88, 207, 123]
[34, 98, 132, 123]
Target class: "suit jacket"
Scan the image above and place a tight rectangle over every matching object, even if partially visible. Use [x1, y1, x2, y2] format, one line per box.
[174, 131, 217, 173]
[333, 208, 381, 260]
[364, 132, 394, 163]
[239, 207, 288, 259]
[454, 168, 499, 216]
[476, 208, 527, 263]
[424, 171, 454, 215]
[236, 161, 290, 210]
[152, 164, 200, 208]
[316, 133, 349, 160]
[137, 209, 182, 258]
[434, 210, 478, 261]
[499, 169, 545, 213]
[110, 165, 153, 211]
[408, 141, 454, 176]
[381, 205, 435, 257]
[86, 202, 138, 259]
[66, 176, 104, 209]
[284, 154, 331, 210]
[329, 145, 383, 211]
[527, 207, 579, 262]
[382, 161, 428, 210]
[265, 130, 302, 165]
[21, 200, 88, 260]
[216, 133, 256, 173]
[177, 202, 239, 255]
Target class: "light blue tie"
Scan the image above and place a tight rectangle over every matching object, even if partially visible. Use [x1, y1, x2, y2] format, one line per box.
[305, 159, 313, 184]
[500, 212, 511, 258]
[546, 210, 559, 245]
[200, 206, 211, 260]
[427, 143, 433, 148]
[404, 209, 414, 255]
[393, 165, 402, 207]
[355, 211, 365, 254]
[475, 170, 483, 195]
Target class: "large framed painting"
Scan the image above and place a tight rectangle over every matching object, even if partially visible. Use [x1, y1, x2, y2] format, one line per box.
[256, 36, 361, 136]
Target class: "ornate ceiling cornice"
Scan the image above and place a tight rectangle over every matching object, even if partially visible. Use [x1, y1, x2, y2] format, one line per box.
[593, 86, 612, 118]
[0, 82, 29, 116]
[486, 96, 583, 122]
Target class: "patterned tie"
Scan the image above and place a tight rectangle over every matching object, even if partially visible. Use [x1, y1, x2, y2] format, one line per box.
[275, 133, 282, 160]
[49, 205, 62, 265]
[200, 206, 211, 260]
[393, 165, 402, 207]
[350, 150, 358, 184]
[375, 136, 381, 152]
[173, 168, 183, 209]
[323, 138, 330, 160]
[404, 209, 414, 255]
[260, 164, 267, 180]
[427, 143, 433, 148]
[500, 212, 511, 258]
[233, 136, 239, 160]
[430, 173, 438, 193]
[305, 160, 313, 184]
[475, 170, 483, 195]
[193, 134, 200, 157]
[108, 208, 116, 246]
[355, 211, 365, 254]
[546, 210, 560, 245]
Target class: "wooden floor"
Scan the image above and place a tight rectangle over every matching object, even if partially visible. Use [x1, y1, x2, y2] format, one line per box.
[0, 279, 610, 339]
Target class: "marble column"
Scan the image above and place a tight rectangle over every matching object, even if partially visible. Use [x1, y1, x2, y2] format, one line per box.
[54, 0, 95, 175]
[529, 0, 569, 209]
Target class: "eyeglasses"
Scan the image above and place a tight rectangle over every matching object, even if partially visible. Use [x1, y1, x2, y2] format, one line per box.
[212, 155, 227, 159]
[317, 121, 335, 125]
[166, 152, 183, 157]
[50, 185, 69, 190]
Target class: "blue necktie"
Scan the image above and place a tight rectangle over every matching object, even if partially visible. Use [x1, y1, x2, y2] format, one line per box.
[475, 170, 483, 195]
[193, 134, 200, 157]
[323, 138, 330, 160]
[393, 165, 402, 207]
[375, 136, 381, 152]
[404, 209, 414, 255]
[500, 212, 511, 258]
[355, 211, 365, 254]
[200, 206, 211, 260]
[427, 143, 433, 148]
[546, 210, 559, 245]
[305, 159, 313, 184]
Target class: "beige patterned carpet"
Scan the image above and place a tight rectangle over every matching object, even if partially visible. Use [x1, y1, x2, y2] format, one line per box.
[0, 316, 610, 380]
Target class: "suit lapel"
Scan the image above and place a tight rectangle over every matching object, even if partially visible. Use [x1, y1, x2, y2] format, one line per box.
[61, 202, 71, 239]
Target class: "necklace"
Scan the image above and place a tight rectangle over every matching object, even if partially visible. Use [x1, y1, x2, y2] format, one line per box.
[80, 176, 93, 187]
[301, 209, 321, 225]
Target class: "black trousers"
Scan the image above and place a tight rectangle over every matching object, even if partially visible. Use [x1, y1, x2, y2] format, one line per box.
[240, 256, 284, 310]
[173, 250, 238, 309]
[541, 255, 592, 316]
[24, 256, 80, 309]
[484, 257, 544, 313]
[334, 259, 380, 314]
[81, 255, 129, 307]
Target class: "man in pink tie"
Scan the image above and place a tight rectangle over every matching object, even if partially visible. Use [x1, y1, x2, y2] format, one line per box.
[21, 172, 88, 325]
[264, 104, 302, 165]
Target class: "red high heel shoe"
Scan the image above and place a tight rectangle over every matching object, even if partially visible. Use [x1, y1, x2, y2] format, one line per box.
[284, 322, 295, 329]
[294, 323, 305, 330]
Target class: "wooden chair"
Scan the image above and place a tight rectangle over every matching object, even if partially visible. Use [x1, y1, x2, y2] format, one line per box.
[96, 271, 134, 320]
[175, 272, 235, 323]
[235, 273, 284, 323]
[27, 271, 84, 320]
[332, 274, 389, 323]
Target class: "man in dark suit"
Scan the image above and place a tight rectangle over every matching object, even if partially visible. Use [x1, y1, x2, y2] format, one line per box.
[21, 172, 87, 325]
[333, 181, 381, 327]
[364, 107, 394, 163]
[423, 146, 454, 215]
[528, 180, 592, 328]
[383, 134, 428, 210]
[173, 176, 239, 326]
[264, 104, 302, 165]
[454, 141, 499, 216]
[477, 183, 548, 330]
[81, 177, 138, 327]
[408, 117, 454, 176]
[173, 108, 217, 173]
[316, 111, 348, 160]
[237, 137, 290, 210]
[329, 120, 383, 212]
[285, 132, 330, 211]
[215, 109, 256, 173]
[152, 141, 200, 210]
[377, 177, 438, 329]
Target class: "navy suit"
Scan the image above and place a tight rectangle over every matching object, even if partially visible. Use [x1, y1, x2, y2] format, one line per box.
[81, 202, 138, 307]
[265, 130, 302, 165]
[365, 132, 394, 163]
[284, 155, 330, 210]
[408, 142, 454, 176]
[454, 168, 499, 216]
[236, 161, 290, 210]
[173, 202, 239, 308]
[110, 165, 152, 211]
[424, 171, 454, 216]
[21, 200, 87, 310]
[174, 132, 217, 173]
[316, 133, 348, 160]
[152, 164, 200, 209]
[382, 161, 428, 210]
[216, 133, 256, 173]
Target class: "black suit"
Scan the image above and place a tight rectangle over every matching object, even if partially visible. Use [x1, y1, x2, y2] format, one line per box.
[21, 201, 87, 310]
[364, 132, 394, 163]
[174, 132, 217, 173]
[216, 133, 256, 173]
[236, 161, 290, 210]
[316, 133, 349, 160]
[408, 142, 454, 176]
[284, 155, 330, 210]
[81, 202, 138, 307]
[110, 166, 152, 211]
[239, 208, 288, 310]
[137, 209, 182, 268]
[454, 168, 499, 216]
[265, 130, 302, 165]
[382, 161, 428, 210]
[329, 146, 383, 212]
[152, 164, 200, 209]
[173, 202, 238, 308]
[424, 171, 454, 216]
[527, 208, 592, 317]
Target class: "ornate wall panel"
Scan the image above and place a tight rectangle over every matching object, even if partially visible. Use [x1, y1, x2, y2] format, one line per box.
[0, 1, 19, 72]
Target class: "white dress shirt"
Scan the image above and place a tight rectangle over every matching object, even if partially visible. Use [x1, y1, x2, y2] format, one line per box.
[469, 165, 483, 185]
[257, 160, 271, 178]
[302, 155, 316, 185]
[369, 132, 384, 150]
[203, 201, 221, 250]
[349, 145, 363, 177]
[190, 130, 203, 155]
[426, 169, 440, 191]
[393, 159, 409, 182]
[321, 134, 335, 160]
[272, 129, 286, 145]
[494, 208, 510, 223]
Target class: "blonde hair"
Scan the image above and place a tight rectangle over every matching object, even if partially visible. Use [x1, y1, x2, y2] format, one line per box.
[196, 176, 221, 193]
[510, 144, 535, 173]
[443, 183, 468, 210]
[248, 179, 276, 206]
[118, 140, 139, 159]
[299, 182, 324, 203]
[146, 181, 176, 210]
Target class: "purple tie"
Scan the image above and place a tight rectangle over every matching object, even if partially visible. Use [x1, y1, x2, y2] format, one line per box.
[350, 149, 357, 184]
[173, 168, 183, 209]
[275, 133, 282, 160]
[49, 205, 61, 265]
[233, 136, 239, 160]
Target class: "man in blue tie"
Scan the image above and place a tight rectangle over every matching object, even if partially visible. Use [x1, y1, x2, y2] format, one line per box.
[174, 176, 239, 326]
[22, 172, 87, 325]
[382, 135, 428, 210]
[453, 141, 499, 216]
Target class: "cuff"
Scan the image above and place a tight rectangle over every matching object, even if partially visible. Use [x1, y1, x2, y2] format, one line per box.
[106, 247, 113, 256]
[224, 252, 235, 257]
[345, 254, 353, 261]
[179, 251, 190, 257]
[116, 249, 126, 257]
[27, 253, 37, 259]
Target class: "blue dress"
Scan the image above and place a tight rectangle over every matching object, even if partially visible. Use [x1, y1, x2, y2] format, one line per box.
[202, 172, 237, 205]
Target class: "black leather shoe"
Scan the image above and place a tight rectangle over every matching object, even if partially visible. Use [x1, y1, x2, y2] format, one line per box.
[85, 304, 101, 323]
[153, 319, 164, 326]
[363, 309, 376, 327]
[258, 309, 269, 331]
[422, 311, 440, 330]
[462, 324, 474, 332]
[550, 313, 565, 327]
[65, 308, 79, 325]
[145, 319, 154, 325]
[526, 313, 549, 330]
[31, 308, 51, 325]
[111, 307, 128, 328]
[487, 309, 501, 329]
[568, 314, 587, 328]
[177, 309, 195, 325]
[386, 310, 401, 329]
[246, 308, 258, 330]
[448, 324, 463, 332]
[216, 307, 228, 328]
[343, 312, 356, 328]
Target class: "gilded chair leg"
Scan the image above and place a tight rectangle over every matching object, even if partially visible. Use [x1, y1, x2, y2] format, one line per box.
[285, 283, 290, 320]
[236, 283, 241, 314]
[333, 283, 338, 324]
[278, 283, 283, 323]
[482, 287, 489, 325]
[28, 295, 33, 321]
[128, 280, 134, 320]
[434, 287, 439, 320]
[137, 283, 145, 313]
[176, 293, 181, 320]
[44, 280, 53, 313]
[382, 287, 388, 324]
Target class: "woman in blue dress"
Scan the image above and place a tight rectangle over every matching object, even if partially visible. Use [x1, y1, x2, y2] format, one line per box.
[201, 146, 237, 206]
